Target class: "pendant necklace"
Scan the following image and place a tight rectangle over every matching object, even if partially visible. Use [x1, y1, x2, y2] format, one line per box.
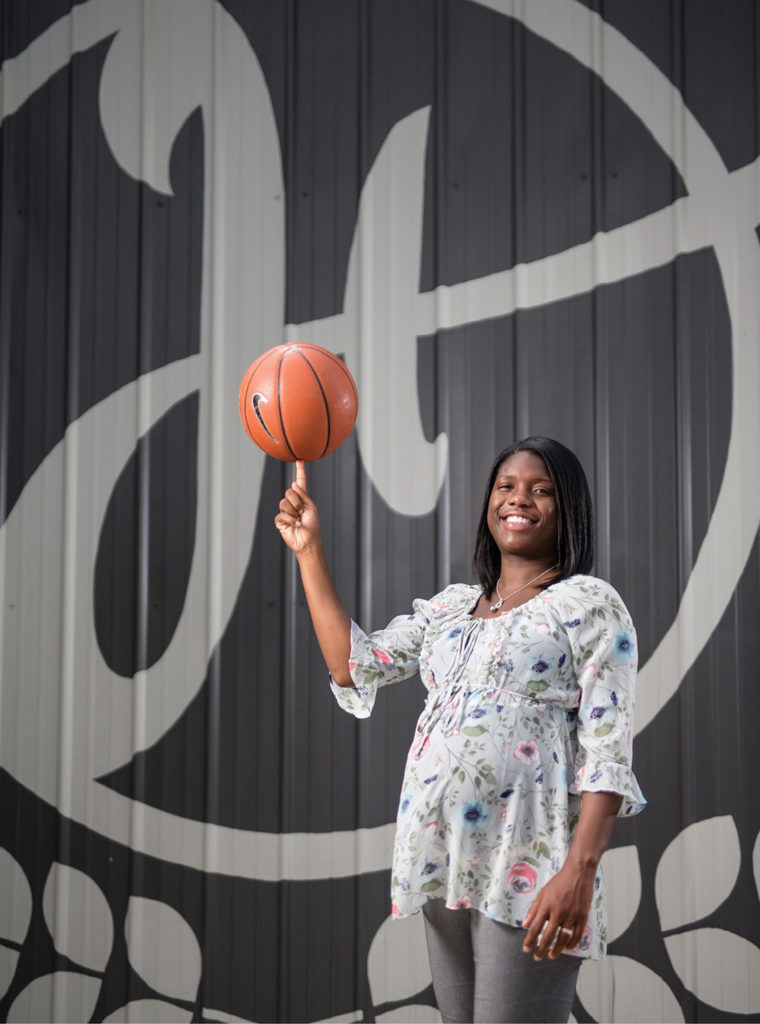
[489, 564, 558, 613]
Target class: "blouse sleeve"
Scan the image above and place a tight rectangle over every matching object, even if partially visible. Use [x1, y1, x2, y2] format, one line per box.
[566, 583, 647, 817]
[330, 597, 434, 719]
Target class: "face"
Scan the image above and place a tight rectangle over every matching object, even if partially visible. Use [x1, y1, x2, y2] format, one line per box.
[486, 450, 558, 563]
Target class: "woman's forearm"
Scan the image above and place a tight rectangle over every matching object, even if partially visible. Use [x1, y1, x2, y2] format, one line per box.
[296, 541, 353, 686]
[274, 462, 354, 686]
[565, 790, 623, 871]
[522, 789, 623, 959]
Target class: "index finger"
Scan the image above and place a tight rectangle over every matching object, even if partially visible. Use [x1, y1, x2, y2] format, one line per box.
[295, 459, 308, 491]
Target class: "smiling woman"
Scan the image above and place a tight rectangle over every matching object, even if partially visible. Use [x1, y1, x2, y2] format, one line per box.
[473, 438, 595, 612]
[275, 436, 645, 1024]
[487, 451, 558, 564]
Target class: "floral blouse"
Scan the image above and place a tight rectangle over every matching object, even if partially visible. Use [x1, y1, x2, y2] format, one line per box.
[330, 575, 646, 960]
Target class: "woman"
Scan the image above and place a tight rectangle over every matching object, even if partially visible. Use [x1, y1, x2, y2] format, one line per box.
[275, 436, 645, 1024]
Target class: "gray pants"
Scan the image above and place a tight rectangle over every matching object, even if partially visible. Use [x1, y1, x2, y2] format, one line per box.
[422, 900, 581, 1024]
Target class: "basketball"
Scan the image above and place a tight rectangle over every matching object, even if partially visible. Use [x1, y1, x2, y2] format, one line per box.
[238, 343, 358, 462]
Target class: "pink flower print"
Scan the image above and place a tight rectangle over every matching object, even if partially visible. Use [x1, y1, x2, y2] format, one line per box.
[391, 903, 402, 918]
[372, 647, 392, 664]
[579, 663, 597, 685]
[513, 739, 541, 764]
[535, 621, 551, 636]
[424, 820, 439, 836]
[411, 733, 430, 761]
[507, 862, 538, 894]
[348, 660, 356, 671]
[573, 924, 593, 952]
[574, 764, 587, 787]
[453, 894, 472, 910]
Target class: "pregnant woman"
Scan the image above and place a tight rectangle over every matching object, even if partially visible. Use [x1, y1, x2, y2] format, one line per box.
[275, 436, 645, 1023]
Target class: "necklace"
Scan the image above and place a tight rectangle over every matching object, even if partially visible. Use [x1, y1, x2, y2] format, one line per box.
[489, 564, 558, 613]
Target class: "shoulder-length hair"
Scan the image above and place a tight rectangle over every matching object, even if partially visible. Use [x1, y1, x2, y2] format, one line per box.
[472, 436, 594, 596]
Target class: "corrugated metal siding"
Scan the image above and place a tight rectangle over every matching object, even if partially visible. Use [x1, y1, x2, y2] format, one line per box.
[0, 1, 759, 1021]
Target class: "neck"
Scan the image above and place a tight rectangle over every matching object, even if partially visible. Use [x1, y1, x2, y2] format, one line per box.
[497, 557, 558, 586]
[487, 560, 559, 614]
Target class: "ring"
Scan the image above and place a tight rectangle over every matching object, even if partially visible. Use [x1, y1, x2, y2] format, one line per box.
[559, 927, 574, 940]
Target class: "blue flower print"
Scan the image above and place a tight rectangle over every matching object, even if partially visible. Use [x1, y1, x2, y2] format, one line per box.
[424, 775, 438, 785]
[462, 802, 488, 828]
[469, 707, 487, 719]
[503, 658, 514, 673]
[448, 626, 464, 641]
[500, 787, 514, 799]
[421, 860, 441, 875]
[589, 769, 603, 783]
[532, 659, 549, 673]
[558, 654, 566, 668]
[563, 618, 581, 628]
[611, 691, 618, 706]
[614, 631, 635, 660]
[399, 793, 414, 816]
[590, 706, 605, 719]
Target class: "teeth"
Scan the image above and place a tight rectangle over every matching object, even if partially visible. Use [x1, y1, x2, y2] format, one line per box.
[504, 514, 532, 524]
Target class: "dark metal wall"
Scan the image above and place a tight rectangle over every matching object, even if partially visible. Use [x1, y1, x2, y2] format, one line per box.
[1, 1, 759, 1021]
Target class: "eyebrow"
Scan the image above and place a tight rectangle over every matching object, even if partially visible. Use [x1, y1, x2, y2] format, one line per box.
[495, 473, 554, 484]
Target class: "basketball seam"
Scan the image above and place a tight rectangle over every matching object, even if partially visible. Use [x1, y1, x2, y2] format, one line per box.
[276, 351, 297, 460]
[294, 348, 331, 458]
[310, 347, 358, 404]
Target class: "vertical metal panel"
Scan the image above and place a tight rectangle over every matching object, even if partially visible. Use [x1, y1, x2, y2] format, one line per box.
[1, 1, 759, 1021]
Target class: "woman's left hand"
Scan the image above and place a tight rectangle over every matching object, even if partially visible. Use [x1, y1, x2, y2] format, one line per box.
[521, 861, 594, 960]
[522, 790, 623, 960]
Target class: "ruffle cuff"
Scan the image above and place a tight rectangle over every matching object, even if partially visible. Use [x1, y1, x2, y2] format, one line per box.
[329, 620, 380, 719]
[570, 760, 647, 817]
[329, 676, 377, 718]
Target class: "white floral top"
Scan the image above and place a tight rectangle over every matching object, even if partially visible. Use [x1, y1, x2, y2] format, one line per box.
[331, 575, 645, 960]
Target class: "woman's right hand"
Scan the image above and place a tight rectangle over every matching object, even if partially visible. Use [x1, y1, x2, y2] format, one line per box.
[275, 460, 321, 555]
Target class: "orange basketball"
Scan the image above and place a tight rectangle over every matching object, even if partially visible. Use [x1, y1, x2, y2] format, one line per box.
[238, 343, 358, 462]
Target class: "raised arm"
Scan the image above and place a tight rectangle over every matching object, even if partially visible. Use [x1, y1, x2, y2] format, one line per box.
[275, 461, 354, 687]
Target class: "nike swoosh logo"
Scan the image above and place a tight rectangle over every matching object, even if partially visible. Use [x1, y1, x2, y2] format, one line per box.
[252, 392, 279, 443]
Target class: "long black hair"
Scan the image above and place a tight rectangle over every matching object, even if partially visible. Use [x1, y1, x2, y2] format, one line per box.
[472, 436, 594, 597]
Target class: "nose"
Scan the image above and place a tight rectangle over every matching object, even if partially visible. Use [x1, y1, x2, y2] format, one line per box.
[507, 485, 532, 507]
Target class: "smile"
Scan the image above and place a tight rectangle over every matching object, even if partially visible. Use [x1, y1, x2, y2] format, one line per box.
[501, 514, 535, 527]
